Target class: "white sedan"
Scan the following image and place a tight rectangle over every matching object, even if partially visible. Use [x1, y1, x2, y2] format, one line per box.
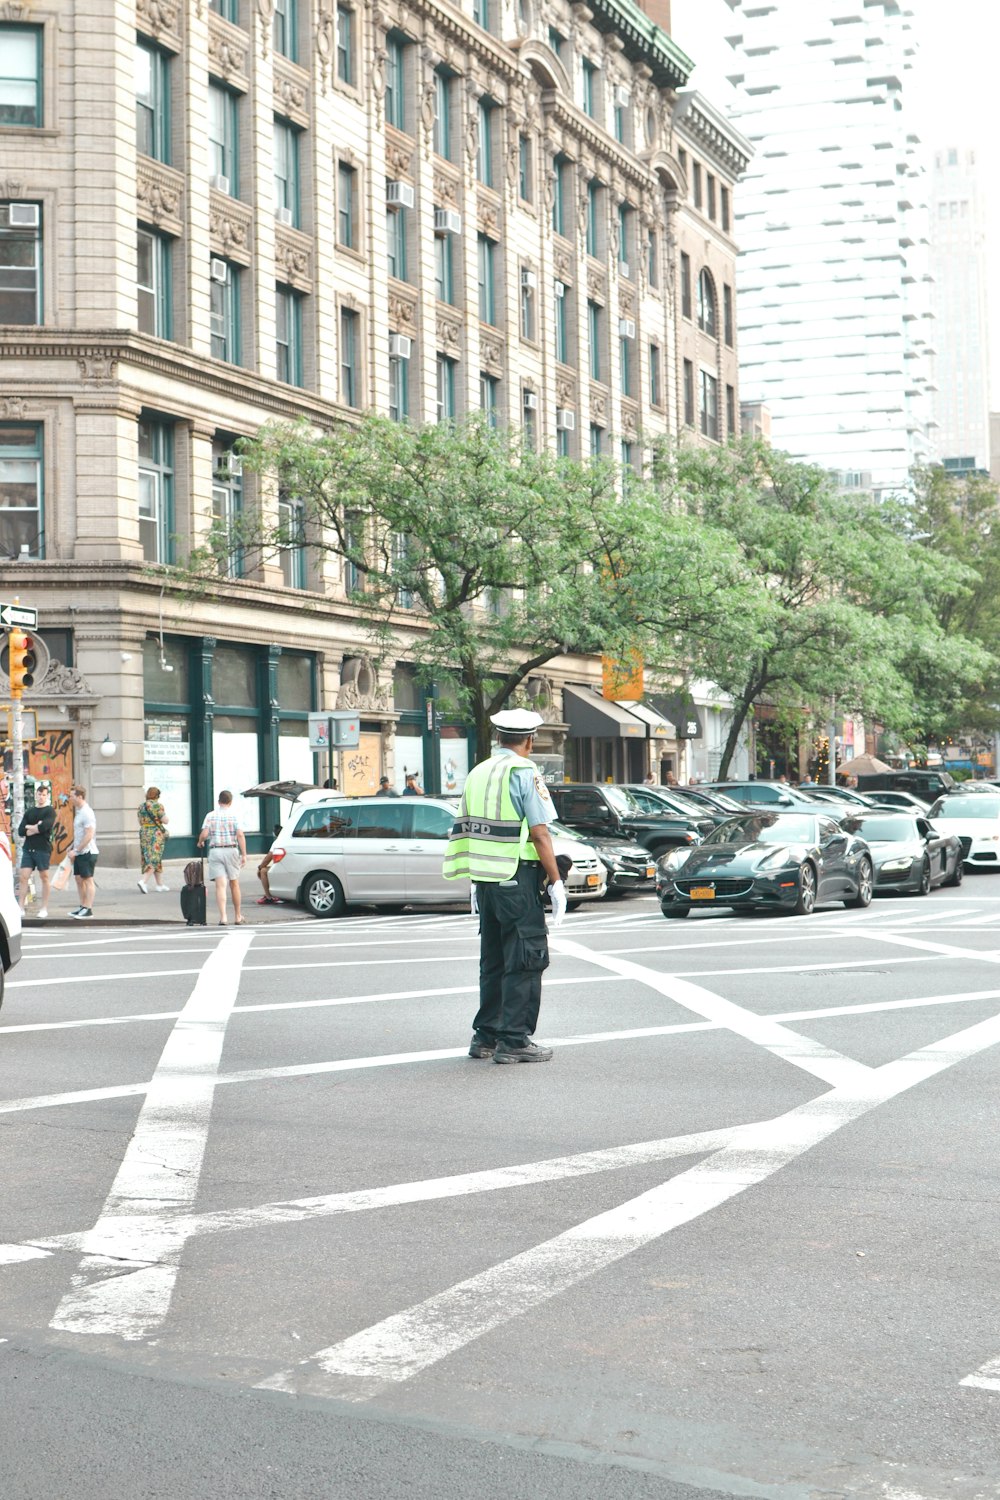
[926, 791, 1000, 869]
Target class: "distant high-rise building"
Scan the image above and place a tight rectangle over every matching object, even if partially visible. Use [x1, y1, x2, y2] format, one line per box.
[930, 147, 991, 473]
[726, 0, 935, 494]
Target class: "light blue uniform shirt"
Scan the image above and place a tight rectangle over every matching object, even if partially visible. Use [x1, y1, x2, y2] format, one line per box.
[490, 746, 556, 829]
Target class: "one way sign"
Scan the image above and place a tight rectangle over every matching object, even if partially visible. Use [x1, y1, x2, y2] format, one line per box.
[0, 602, 38, 629]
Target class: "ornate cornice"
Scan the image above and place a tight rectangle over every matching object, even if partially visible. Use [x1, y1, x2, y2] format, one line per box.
[209, 192, 253, 265]
[388, 287, 418, 334]
[673, 92, 753, 180]
[274, 227, 313, 291]
[479, 331, 503, 375]
[136, 159, 184, 237]
[385, 130, 415, 180]
[207, 12, 250, 88]
[136, 0, 181, 49]
[273, 56, 310, 126]
[436, 312, 462, 354]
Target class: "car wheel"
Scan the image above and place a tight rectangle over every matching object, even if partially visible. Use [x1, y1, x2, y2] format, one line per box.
[566, 900, 582, 913]
[847, 857, 874, 909]
[661, 903, 690, 919]
[917, 857, 931, 896]
[380, 904, 408, 915]
[945, 856, 964, 887]
[793, 863, 816, 916]
[302, 873, 346, 918]
[0, 962, 4, 1013]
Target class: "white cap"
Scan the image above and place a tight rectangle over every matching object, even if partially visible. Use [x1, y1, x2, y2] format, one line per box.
[490, 709, 544, 733]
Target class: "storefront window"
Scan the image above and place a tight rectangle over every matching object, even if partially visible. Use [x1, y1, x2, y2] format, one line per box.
[278, 720, 312, 784]
[212, 711, 261, 833]
[277, 652, 312, 710]
[143, 716, 193, 837]
[213, 643, 257, 706]
[394, 721, 424, 792]
[143, 636, 189, 704]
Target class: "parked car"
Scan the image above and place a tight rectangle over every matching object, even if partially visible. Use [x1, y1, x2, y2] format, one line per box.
[855, 769, 955, 803]
[844, 812, 963, 894]
[0, 824, 22, 1008]
[619, 783, 731, 830]
[702, 780, 826, 811]
[656, 810, 873, 918]
[673, 785, 747, 817]
[550, 820, 647, 898]
[266, 795, 607, 916]
[925, 791, 1000, 869]
[846, 788, 930, 814]
[547, 783, 703, 861]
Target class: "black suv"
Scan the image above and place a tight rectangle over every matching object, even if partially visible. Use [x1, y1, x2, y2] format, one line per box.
[855, 770, 955, 804]
[548, 783, 703, 858]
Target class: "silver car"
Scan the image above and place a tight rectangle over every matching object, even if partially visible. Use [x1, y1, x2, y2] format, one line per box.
[267, 795, 605, 916]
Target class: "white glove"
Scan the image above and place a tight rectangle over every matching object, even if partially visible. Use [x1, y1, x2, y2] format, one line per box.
[548, 879, 568, 927]
[470, 886, 479, 918]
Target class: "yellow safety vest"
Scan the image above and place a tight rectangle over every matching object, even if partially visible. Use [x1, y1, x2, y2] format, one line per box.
[442, 752, 540, 883]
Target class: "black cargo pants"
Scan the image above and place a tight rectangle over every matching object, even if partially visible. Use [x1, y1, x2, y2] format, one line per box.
[472, 862, 550, 1047]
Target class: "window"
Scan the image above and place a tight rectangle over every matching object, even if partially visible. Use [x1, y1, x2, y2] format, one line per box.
[0, 423, 43, 560]
[276, 284, 303, 386]
[692, 161, 702, 210]
[552, 155, 570, 237]
[211, 0, 239, 20]
[0, 25, 42, 127]
[136, 41, 170, 164]
[588, 300, 602, 381]
[586, 179, 600, 257]
[337, 162, 357, 247]
[589, 423, 603, 456]
[209, 259, 240, 363]
[613, 90, 627, 145]
[480, 373, 499, 428]
[520, 267, 535, 340]
[434, 232, 455, 303]
[518, 134, 532, 202]
[336, 5, 354, 85]
[273, 118, 300, 226]
[436, 354, 456, 422]
[477, 98, 494, 187]
[522, 389, 537, 449]
[137, 226, 171, 338]
[647, 229, 658, 288]
[474, 0, 492, 33]
[385, 33, 407, 131]
[433, 69, 452, 159]
[208, 83, 238, 194]
[340, 307, 360, 406]
[649, 343, 661, 406]
[548, 25, 565, 59]
[723, 283, 734, 346]
[683, 360, 694, 427]
[721, 185, 731, 233]
[386, 205, 407, 280]
[620, 440, 633, 471]
[273, 0, 298, 61]
[619, 332, 631, 397]
[0, 202, 42, 324]
[697, 269, 716, 336]
[699, 369, 719, 440]
[477, 234, 496, 325]
[554, 281, 568, 364]
[278, 491, 307, 588]
[726, 383, 736, 437]
[138, 417, 174, 564]
[212, 441, 243, 579]
[557, 425, 570, 458]
[581, 58, 597, 118]
[618, 203, 632, 275]
[680, 251, 692, 319]
[706, 173, 716, 220]
[389, 345, 410, 421]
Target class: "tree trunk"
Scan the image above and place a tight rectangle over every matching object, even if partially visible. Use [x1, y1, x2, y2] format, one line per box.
[717, 690, 757, 780]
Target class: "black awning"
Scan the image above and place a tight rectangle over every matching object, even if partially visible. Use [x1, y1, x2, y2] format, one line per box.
[562, 684, 646, 740]
[647, 692, 703, 740]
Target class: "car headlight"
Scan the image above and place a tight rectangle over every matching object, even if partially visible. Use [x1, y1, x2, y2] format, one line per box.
[879, 856, 912, 871]
[659, 849, 691, 874]
[756, 846, 790, 870]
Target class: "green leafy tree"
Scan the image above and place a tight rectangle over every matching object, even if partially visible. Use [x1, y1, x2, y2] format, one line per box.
[652, 439, 989, 778]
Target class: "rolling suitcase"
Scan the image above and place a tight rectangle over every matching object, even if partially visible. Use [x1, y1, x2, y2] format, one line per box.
[181, 858, 207, 926]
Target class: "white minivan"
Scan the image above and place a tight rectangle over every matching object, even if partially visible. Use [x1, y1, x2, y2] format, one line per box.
[0, 825, 23, 1007]
[266, 795, 605, 916]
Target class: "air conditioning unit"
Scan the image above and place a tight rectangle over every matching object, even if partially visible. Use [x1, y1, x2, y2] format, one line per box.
[619, 261, 631, 279]
[555, 408, 575, 432]
[275, 205, 294, 226]
[614, 84, 631, 109]
[9, 203, 39, 228]
[210, 257, 229, 283]
[523, 390, 538, 411]
[619, 317, 636, 340]
[210, 174, 230, 194]
[389, 333, 412, 360]
[520, 267, 538, 291]
[554, 279, 566, 298]
[434, 207, 462, 236]
[227, 455, 243, 477]
[386, 180, 415, 209]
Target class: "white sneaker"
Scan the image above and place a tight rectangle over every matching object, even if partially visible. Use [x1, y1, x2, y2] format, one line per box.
[137, 879, 148, 893]
[37, 908, 47, 919]
[156, 883, 170, 893]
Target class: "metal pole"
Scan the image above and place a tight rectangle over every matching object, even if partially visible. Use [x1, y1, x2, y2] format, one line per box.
[11, 695, 23, 868]
[827, 708, 837, 787]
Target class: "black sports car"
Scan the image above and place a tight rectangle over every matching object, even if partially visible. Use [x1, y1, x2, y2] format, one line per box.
[844, 812, 963, 895]
[657, 810, 874, 918]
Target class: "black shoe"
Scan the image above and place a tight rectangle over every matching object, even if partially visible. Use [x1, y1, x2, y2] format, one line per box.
[494, 1041, 553, 1064]
[468, 1033, 497, 1059]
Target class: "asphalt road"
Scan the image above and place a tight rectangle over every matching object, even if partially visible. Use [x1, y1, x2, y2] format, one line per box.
[3, 882, 1000, 1500]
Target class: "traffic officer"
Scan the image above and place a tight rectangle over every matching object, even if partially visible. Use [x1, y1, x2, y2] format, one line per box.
[443, 709, 567, 1063]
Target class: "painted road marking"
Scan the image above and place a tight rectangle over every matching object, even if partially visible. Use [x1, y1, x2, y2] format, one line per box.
[257, 1003, 1000, 1403]
[48, 929, 253, 1341]
[960, 1356, 1000, 1393]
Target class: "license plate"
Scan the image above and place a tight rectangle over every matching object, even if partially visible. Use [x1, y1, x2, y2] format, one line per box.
[645, 865, 655, 878]
[689, 886, 716, 900]
[585, 873, 601, 887]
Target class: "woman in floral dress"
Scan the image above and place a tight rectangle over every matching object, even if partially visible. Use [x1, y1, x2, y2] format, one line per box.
[137, 786, 170, 892]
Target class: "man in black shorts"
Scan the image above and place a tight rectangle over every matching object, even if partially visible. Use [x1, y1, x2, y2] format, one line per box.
[18, 783, 56, 920]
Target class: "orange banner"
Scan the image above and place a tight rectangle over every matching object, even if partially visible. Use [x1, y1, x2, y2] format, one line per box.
[602, 652, 644, 701]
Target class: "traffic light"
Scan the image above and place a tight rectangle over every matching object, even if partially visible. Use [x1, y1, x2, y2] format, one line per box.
[8, 629, 36, 699]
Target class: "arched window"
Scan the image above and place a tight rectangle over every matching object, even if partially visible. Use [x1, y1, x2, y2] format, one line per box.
[697, 269, 716, 336]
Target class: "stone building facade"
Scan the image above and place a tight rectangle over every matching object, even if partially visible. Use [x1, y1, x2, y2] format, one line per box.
[0, 0, 749, 862]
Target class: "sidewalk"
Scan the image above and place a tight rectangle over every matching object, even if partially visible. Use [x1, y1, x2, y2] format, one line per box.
[18, 858, 309, 928]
